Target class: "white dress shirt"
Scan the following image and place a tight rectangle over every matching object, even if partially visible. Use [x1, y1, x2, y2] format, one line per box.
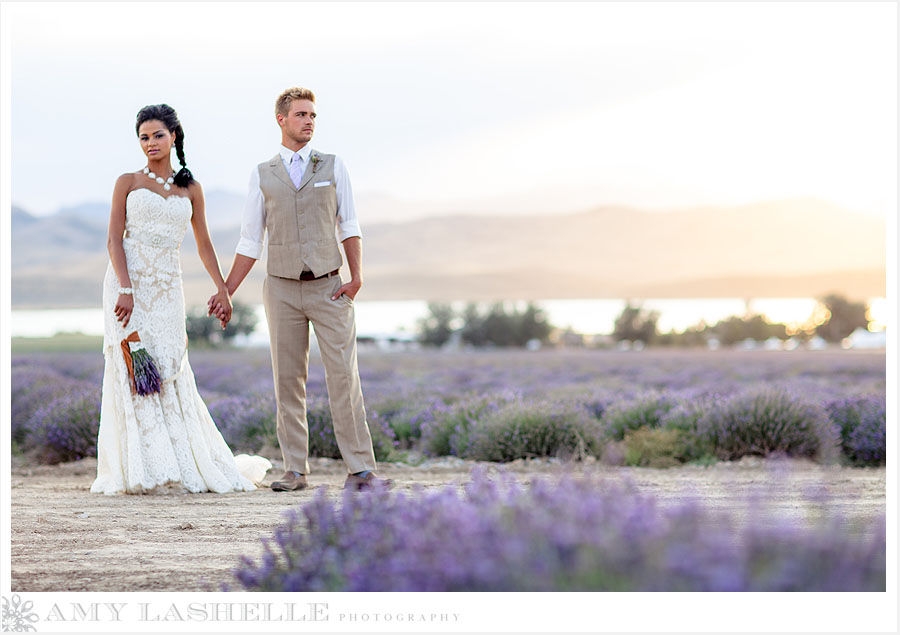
[235, 144, 362, 260]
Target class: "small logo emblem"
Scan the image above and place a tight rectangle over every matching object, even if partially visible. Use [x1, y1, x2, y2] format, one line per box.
[1, 594, 39, 632]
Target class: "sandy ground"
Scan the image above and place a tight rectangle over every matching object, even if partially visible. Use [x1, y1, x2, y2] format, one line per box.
[10, 455, 886, 592]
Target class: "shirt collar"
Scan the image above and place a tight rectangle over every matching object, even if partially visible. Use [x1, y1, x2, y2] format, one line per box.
[279, 144, 312, 165]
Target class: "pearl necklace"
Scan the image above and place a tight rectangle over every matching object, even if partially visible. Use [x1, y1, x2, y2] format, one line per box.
[142, 167, 175, 191]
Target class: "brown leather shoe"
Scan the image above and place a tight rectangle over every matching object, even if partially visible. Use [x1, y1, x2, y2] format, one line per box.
[344, 472, 393, 491]
[271, 471, 308, 491]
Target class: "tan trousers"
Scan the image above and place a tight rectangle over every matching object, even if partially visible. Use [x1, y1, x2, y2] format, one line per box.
[263, 273, 377, 475]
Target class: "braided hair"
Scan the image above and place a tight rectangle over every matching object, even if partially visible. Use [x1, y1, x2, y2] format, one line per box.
[135, 104, 195, 188]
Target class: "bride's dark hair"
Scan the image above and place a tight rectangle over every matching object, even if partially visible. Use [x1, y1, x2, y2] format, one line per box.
[135, 104, 195, 188]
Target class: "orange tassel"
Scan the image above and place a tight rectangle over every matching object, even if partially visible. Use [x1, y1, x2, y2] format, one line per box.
[120, 331, 141, 395]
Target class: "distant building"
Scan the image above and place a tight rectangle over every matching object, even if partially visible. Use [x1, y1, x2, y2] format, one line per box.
[588, 334, 615, 349]
[554, 328, 587, 348]
[842, 328, 886, 350]
[807, 336, 828, 350]
[357, 331, 420, 352]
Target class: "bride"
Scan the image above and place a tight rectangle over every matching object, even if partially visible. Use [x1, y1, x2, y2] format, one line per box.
[91, 104, 271, 495]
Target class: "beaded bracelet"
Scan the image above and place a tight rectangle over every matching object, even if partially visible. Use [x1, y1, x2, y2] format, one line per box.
[118, 287, 134, 295]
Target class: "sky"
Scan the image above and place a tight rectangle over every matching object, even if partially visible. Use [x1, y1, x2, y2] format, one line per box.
[4, 2, 897, 221]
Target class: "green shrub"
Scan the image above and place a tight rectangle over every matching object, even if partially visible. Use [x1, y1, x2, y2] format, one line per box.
[660, 397, 722, 461]
[623, 426, 686, 468]
[460, 400, 602, 462]
[600, 391, 678, 441]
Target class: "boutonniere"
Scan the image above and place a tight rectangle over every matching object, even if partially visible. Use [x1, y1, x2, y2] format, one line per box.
[310, 152, 322, 173]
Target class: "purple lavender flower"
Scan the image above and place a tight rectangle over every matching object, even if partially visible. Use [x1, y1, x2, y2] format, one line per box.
[207, 394, 277, 452]
[11, 365, 91, 447]
[231, 469, 885, 591]
[26, 385, 101, 463]
[697, 386, 841, 462]
[130, 347, 162, 396]
[826, 395, 886, 466]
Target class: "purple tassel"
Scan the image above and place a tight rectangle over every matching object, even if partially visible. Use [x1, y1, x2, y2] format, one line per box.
[131, 347, 162, 396]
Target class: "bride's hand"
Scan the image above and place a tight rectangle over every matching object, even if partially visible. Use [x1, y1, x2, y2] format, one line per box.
[210, 289, 232, 328]
[115, 294, 134, 328]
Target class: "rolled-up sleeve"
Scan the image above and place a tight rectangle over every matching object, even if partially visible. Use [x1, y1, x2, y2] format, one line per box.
[235, 166, 266, 259]
[334, 155, 362, 242]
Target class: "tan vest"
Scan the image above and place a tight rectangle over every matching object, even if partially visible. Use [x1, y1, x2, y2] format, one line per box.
[258, 151, 343, 279]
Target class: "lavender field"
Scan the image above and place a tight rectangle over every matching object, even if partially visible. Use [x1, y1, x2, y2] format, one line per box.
[12, 347, 886, 468]
[10, 347, 887, 592]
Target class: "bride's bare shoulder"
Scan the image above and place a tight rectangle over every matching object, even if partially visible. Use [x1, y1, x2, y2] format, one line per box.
[184, 178, 203, 202]
[113, 172, 138, 195]
[116, 172, 140, 186]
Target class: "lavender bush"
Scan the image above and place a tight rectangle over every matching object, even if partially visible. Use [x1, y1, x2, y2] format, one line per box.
[208, 394, 277, 453]
[13, 352, 104, 384]
[365, 392, 441, 448]
[12, 349, 884, 465]
[600, 391, 679, 441]
[460, 399, 603, 461]
[419, 392, 517, 457]
[231, 469, 885, 591]
[10, 365, 90, 448]
[25, 385, 101, 464]
[659, 394, 729, 462]
[826, 395, 886, 466]
[305, 397, 396, 461]
[697, 387, 841, 462]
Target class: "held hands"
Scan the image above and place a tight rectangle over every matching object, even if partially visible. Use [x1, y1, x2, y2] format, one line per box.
[207, 288, 233, 329]
[115, 293, 135, 328]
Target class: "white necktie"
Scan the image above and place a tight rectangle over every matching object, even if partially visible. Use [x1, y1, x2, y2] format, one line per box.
[289, 153, 304, 188]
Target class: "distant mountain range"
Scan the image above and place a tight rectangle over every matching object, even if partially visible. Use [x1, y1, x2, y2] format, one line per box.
[10, 196, 886, 308]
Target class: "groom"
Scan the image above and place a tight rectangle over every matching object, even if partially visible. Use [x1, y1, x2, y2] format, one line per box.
[211, 86, 388, 492]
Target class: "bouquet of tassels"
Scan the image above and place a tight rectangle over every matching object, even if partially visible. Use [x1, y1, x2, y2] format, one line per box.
[120, 331, 162, 396]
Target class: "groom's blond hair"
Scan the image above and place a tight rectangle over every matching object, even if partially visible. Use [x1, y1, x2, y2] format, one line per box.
[276, 87, 316, 116]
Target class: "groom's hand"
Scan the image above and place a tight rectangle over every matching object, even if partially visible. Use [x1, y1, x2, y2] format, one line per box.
[208, 290, 232, 329]
[331, 278, 362, 301]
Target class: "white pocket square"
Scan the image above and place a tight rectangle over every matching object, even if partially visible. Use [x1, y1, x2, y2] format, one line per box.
[313, 181, 332, 188]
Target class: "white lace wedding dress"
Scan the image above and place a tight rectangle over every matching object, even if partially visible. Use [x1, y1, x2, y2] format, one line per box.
[91, 187, 271, 495]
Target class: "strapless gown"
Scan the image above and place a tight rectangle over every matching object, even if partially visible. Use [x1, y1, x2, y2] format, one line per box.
[91, 187, 271, 494]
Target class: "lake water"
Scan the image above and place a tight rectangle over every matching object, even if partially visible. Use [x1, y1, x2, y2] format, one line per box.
[10, 297, 888, 345]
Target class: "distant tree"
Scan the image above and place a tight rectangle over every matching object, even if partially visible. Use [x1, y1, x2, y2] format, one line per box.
[456, 302, 554, 348]
[185, 309, 221, 345]
[656, 325, 709, 348]
[612, 302, 659, 344]
[517, 302, 552, 345]
[460, 303, 488, 347]
[226, 302, 259, 339]
[711, 314, 787, 346]
[418, 303, 455, 347]
[482, 303, 517, 347]
[186, 301, 258, 346]
[816, 294, 869, 342]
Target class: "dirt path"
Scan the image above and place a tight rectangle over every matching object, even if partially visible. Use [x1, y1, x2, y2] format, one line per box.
[10, 456, 885, 592]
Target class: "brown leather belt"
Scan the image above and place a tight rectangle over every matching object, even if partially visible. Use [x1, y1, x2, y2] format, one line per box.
[298, 269, 339, 281]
